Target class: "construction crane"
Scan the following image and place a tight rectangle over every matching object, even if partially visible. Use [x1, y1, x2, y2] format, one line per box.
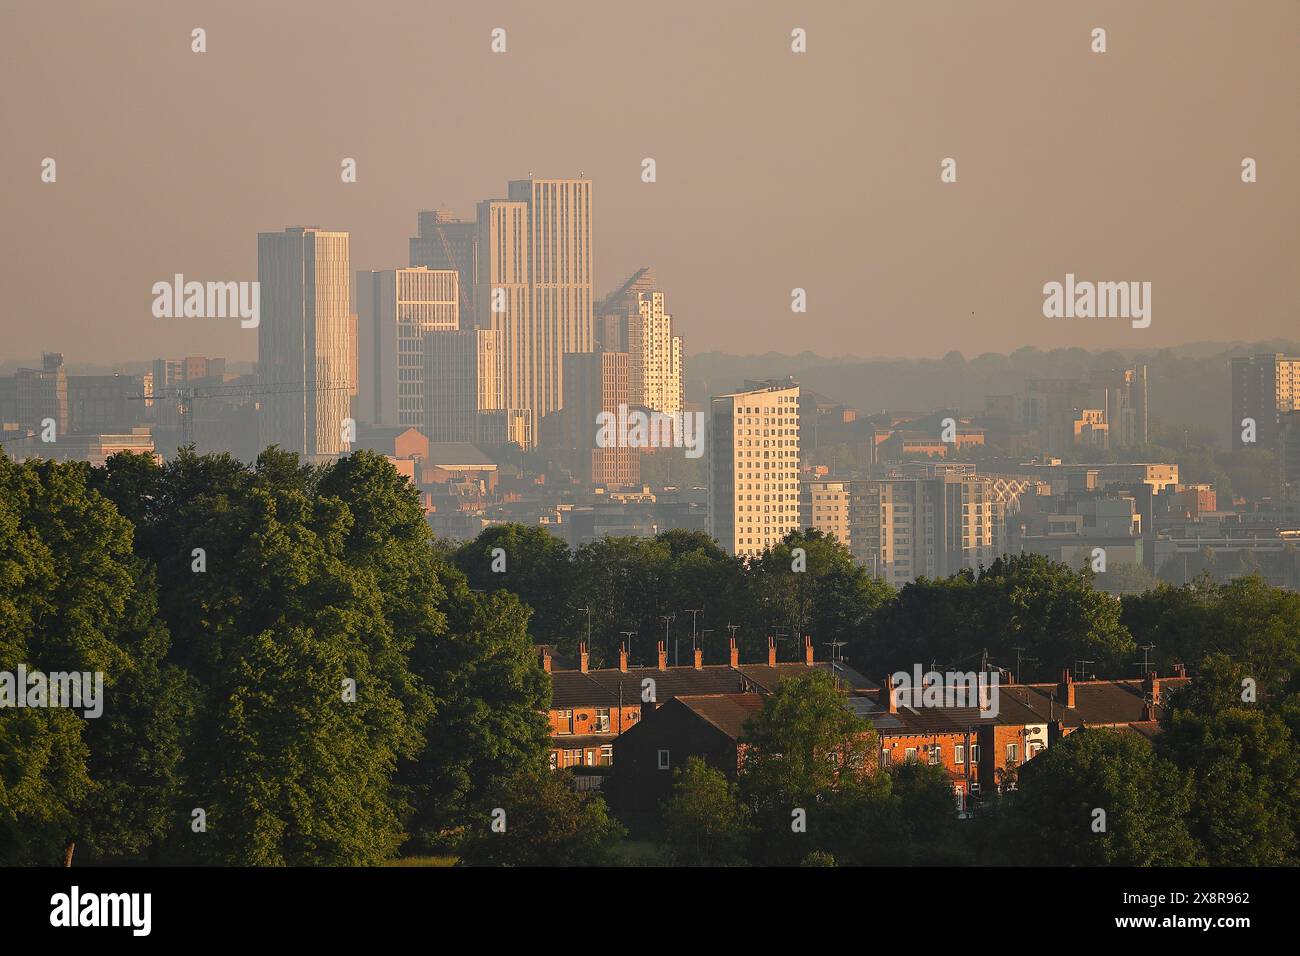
[128, 380, 353, 447]
[432, 220, 473, 322]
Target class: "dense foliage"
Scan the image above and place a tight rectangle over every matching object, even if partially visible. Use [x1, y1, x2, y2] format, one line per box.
[4, 451, 1298, 866]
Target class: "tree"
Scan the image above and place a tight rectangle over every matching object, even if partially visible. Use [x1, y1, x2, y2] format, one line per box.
[1093, 561, 1156, 596]
[0, 454, 188, 864]
[93, 449, 434, 865]
[1159, 706, 1299, 865]
[661, 757, 752, 866]
[456, 768, 625, 866]
[740, 671, 876, 864]
[452, 524, 573, 647]
[856, 554, 1134, 681]
[747, 529, 892, 667]
[1158, 652, 1300, 865]
[399, 564, 552, 849]
[999, 729, 1199, 866]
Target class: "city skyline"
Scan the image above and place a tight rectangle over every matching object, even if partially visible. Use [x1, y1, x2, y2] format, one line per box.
[2, 1, 1298, 892]
[3, 0, 1296, 364]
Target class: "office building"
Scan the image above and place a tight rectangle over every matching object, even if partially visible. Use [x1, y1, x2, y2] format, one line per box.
[257, 226, 351, 460]
[477, 178, 594, 445]
[1232, 353, 1300, 449]
[14, 353, 68, 435]
[356, 266, 459, 428]
[410, 210, 479, 328]
[423, 328, 503, 443]
[847, 475, 1002, 585]
[561, 350, 640, 488]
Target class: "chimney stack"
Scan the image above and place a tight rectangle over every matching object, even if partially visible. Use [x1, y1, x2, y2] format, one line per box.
[1058, 668, 1075, 709]
[1144, 670, 1161, 706]
[619, 642, 628, 673]
[540, 646, 552, 673]
[882, 674, 897, 714]
[694, 646, 703, 669]
[767, 636, 776, 667]
[657, 640, 667, 671]
[579, 643, 589, 674]
[803, 635, 814, 666]
[729, 637, 739, 668]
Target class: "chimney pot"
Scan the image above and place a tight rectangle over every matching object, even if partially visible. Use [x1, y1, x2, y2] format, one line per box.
[803, 635, 814, 666]
[541, 647, 552, 673]
[767, 636, 776, 667]
[729, 637, 739, 668]
[657, 640, 667, 671]
[579, 642, 589, 674]
[1144, 670, 1161, 706]
[883, 674, 897, 714]
[1059, 669, 1075, 709]
[619, 642, 628, 673]
[694, 646, 703, 669]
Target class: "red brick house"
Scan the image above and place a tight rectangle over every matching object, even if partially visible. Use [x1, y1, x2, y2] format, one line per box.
[543, 636, 874, 772]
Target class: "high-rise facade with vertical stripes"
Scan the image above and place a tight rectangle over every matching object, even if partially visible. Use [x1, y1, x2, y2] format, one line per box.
[257, 226, 351, 460]
[356, 266, 459, 428]
[476, 178, 593, 446]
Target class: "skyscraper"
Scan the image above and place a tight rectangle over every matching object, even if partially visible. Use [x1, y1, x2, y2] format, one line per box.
[1232, 353, 1300, 449]
[560, 350, 639, 488]
[596, 268, 683, 413]
[476, 197, 533, 442]
[846, 475, 1000, 586]
[423, 328, 503, 443]
[356, 267, 459, 428]
[15, 352, 68, 435]
[257, 226, 351, 460]
[410, 210, 479, 328]
[1090, 365, 1148, 449]
[476, 178, 594, 446]
[629, 290, 683, 414]
[709, 381, 801, 557]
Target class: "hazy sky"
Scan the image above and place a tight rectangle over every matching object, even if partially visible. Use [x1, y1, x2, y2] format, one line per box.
[2, 0, 1296, 365]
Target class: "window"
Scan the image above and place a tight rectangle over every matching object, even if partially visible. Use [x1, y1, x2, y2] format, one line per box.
[1006, 743, 1019, 763]
[548, 752, 557, 771]
[928, 745, 941, 766]
[557, 709, 574, 734]
[971, 744, 981, 763]
[879, 750, 892, 768]
[905, 747, 917, 762]
[954, 744, 966, 765]
[657, 749, 671, 770]
[594, 708, 610, 732]
[601, 745, 613, 766]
